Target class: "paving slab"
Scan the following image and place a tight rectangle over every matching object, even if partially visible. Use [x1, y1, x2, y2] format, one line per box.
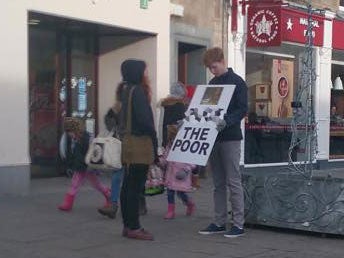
[0, 176, 343, 258]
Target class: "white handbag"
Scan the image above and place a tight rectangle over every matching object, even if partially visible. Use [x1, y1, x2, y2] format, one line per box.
[85, 131, 122, 170]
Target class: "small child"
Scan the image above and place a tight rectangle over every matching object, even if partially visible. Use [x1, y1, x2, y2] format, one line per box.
[58, 117, 111, 211]
[97, 107, 124, 219]
[159, 125, 196, 219]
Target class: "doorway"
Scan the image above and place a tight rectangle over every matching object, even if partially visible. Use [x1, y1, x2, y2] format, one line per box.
[29, 29, 98, 177]
[178, 42, 206, 87]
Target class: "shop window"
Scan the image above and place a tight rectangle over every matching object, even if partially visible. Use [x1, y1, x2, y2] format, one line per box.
[245, 51, 303, 164]
[330, 60, 344, 159]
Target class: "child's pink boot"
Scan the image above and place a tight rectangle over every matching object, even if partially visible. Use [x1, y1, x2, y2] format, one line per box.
[58, 193, 74, 211]
[164, 204, 175, 219]
[186, 201, 195, 216]
[103, 188, 112, 207]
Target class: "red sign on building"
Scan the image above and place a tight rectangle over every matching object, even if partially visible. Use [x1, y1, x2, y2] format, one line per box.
[247, 7, 325, 47]
[247, 6, 281, 47]
[333, 19, 344, 50]
[281, 8, 324, 46]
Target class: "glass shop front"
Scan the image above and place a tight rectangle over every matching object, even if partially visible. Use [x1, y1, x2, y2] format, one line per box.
[244, 6, 325, 165]
[29, 12, 151, 177]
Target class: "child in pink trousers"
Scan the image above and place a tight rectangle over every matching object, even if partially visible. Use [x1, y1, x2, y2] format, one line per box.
[159, 125, 196, 219]
[58, 117, 111, 212]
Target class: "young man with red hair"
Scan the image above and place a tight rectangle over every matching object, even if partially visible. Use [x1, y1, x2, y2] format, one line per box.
[198, 47, 247, 238]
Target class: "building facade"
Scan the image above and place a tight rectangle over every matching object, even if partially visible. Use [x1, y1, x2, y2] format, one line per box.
[0, 0, 170, 195]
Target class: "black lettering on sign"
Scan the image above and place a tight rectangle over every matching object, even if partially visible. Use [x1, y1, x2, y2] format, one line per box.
[199, 142, 210, 155]
[183, 127, 192, 139]
[172, 139, 182, 151]
[172, 127, 211, 156]
[200, 128, 210, 141]
[190, 141, 200, 153]
[181, 140, 191, 152]
[190, 128, 201, 140]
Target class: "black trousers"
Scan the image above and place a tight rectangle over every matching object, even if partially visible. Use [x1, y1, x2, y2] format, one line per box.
[120, 164, 148, 230]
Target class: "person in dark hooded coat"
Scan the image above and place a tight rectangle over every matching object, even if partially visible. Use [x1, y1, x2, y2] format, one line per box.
[117, 59, 158, 241]
[160, 82, 188, 147]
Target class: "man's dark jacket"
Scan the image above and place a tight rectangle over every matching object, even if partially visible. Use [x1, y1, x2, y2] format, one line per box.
[209, 68, 248, 142]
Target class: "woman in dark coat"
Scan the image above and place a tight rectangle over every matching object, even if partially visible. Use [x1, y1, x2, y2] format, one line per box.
[117, 59, 158, 241]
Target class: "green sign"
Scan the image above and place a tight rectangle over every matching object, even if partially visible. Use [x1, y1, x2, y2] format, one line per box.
[140, 0, 148, 9]
[140, 0, 152, 9]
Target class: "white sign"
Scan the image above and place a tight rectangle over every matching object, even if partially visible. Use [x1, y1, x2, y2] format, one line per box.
[167, 85, 236, 166]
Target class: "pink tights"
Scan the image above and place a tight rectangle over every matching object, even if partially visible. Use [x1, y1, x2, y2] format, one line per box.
[67, 171, 109, 197]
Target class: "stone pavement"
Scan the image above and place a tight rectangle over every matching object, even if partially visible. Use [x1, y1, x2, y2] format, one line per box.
[0, 175, 343, 258]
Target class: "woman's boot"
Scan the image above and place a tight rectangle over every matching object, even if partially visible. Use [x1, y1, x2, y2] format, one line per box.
[126, 228, 154, 241]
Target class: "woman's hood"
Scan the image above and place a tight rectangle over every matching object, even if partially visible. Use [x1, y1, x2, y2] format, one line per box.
[121, 59, 146, 84]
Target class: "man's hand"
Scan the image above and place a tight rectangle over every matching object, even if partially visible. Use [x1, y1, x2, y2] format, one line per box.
[212, 117, 227, 132]
[216, 119, 227, 131]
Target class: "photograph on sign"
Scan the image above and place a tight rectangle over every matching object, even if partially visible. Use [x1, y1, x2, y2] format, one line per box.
[200, 87, 223, 105]
[187, 85, 235, 115]
[167, 85, 236, 166]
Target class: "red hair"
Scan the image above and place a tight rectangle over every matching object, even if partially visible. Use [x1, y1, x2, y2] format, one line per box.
[203, 47, 224, 67]
[142, 74, 152, 103]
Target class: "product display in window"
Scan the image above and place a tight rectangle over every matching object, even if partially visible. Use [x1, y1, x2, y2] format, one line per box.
[246, 52, 299, 164]
[255, 83, 270, 100]
[271, 59, 294, 118]
[330, 64, 344, 159]
[255, 101, 270, 117]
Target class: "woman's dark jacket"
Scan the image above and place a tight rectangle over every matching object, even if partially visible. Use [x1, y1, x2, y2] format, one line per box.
[117, 59, 158, 160]
[66, 131, 90, 171]
[209, 68, 248, 142]
[118, 84, 158, 160]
